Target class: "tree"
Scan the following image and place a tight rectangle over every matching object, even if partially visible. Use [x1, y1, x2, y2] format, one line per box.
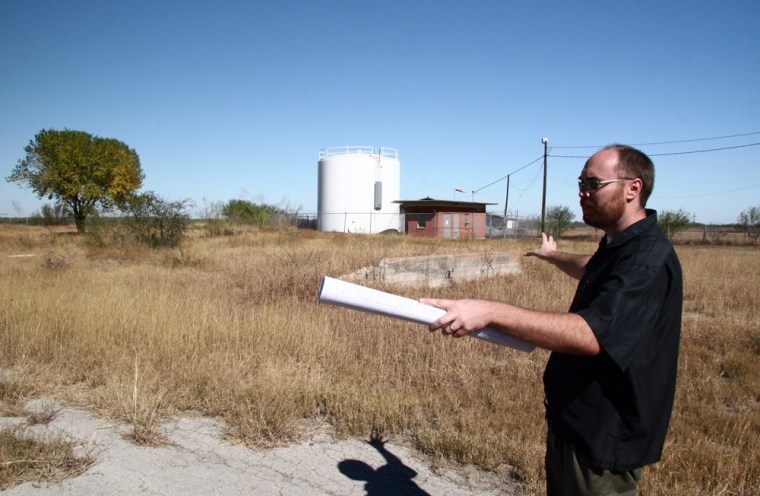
[737, 205, 760, 242]
[6, 129, 143, 233]
[658, 209, 692, 239]
[546, 205, 576, 238]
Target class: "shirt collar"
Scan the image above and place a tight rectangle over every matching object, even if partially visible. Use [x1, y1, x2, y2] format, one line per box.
[605, 209, 658, 248]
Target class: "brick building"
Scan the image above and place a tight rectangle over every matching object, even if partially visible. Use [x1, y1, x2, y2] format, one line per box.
[394, 198, 496, 239]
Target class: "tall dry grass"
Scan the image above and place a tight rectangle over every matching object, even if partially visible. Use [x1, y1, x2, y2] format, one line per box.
[0, 225, 758, 495]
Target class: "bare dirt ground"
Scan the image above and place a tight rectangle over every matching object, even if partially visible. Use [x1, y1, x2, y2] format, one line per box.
[1, 398, 524, 495]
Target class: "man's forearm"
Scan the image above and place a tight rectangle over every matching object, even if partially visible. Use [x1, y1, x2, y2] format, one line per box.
[485, 302, 600, 355]
[424, 298, 601, 356]
[536, 252, 591, 280]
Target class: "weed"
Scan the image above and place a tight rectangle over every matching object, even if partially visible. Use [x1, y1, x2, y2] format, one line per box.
[25, 405, 59, 426]
[42, 250, 70, 271]
[750, 334, 760, 355]
[117, 358, 170, 446]
[0, 381, 27, 417]
[162, 246, 207, 269]
[0, 428, 93, 490]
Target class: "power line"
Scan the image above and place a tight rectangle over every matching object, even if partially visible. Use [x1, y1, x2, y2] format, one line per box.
[655, 182, 760, 200]
[512, 160, 544, 192]
[549, 141, 760, 159]
[649, 142, 760, 156]
[550, 131, 760, 149]
[473, 155, 543, 193]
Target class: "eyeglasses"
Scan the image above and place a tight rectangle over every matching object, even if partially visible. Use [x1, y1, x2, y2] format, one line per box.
[577, 178, 634, 193]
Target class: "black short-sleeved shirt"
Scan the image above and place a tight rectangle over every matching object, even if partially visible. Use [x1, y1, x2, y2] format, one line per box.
[543, 210, 683, 472]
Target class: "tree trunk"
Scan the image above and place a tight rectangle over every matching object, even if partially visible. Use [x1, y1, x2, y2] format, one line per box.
[74, 213, 87, 233]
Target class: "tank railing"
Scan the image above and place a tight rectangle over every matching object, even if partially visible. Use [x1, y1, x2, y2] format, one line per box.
[319, 146, 398, 160]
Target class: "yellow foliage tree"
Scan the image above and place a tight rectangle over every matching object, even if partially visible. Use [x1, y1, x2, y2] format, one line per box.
[6, 129, 144, 233]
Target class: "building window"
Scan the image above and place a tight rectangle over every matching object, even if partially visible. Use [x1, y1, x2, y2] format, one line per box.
[417, 214, 432, 229]
[465, 214, 470, 228]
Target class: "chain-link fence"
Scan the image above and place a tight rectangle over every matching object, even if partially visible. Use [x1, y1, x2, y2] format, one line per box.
[295, 212, 546, 238]
[296, 212, 757, 244]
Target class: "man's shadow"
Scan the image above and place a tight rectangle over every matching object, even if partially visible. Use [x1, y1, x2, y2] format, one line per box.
[338, 438, 431, 496]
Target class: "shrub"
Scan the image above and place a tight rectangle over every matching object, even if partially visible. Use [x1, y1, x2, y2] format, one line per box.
[737, 205, 760, 243]
[658, 209, 692, 239]
[32, 203, 71, 227]
[119, 192, 192, 248]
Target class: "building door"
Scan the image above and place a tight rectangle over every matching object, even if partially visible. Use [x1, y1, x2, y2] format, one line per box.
[442, 213, 460, 239]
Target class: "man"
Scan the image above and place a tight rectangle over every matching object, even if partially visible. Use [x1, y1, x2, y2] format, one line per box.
[423, 145, 682, 495]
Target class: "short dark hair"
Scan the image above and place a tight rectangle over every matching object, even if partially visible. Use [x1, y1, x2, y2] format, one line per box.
[604, 144, 655, 207]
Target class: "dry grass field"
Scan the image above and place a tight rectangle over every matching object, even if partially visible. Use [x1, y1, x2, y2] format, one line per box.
[1, 224, 758, 494]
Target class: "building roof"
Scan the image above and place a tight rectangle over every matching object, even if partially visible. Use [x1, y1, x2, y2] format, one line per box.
[394, 197, 497, 208]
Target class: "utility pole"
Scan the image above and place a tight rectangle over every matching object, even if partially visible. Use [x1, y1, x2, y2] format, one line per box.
[540, 137, 548, 234]
[502, 174, 510, 239]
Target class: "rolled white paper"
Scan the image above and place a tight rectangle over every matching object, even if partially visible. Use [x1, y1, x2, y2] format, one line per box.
[318, 276, 534, 352]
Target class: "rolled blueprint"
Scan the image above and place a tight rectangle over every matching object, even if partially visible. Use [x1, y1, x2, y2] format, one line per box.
[318, 276, 534, 352]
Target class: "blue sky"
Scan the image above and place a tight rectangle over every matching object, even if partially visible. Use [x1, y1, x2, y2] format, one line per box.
[2, 0, 758, 224]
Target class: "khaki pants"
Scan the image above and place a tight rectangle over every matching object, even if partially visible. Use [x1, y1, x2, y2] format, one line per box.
[545, 422, 642, 496]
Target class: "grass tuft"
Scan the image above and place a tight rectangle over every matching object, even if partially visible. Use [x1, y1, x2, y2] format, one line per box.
[0, 428, 93, 490]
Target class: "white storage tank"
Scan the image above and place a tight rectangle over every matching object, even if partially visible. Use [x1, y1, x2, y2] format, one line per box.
[318, 146, 401, 233]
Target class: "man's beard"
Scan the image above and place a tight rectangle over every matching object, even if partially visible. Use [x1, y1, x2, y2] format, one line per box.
[582, 194, 626, 230]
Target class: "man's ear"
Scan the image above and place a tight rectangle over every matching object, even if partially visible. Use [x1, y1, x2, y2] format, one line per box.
[626, 178, 643, 203]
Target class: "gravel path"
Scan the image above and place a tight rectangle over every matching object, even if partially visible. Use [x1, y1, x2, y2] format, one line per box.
[2, 399, 524, 495]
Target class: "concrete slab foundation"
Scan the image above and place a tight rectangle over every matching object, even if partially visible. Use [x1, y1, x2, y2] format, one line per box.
[344, 251, 521, 287]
